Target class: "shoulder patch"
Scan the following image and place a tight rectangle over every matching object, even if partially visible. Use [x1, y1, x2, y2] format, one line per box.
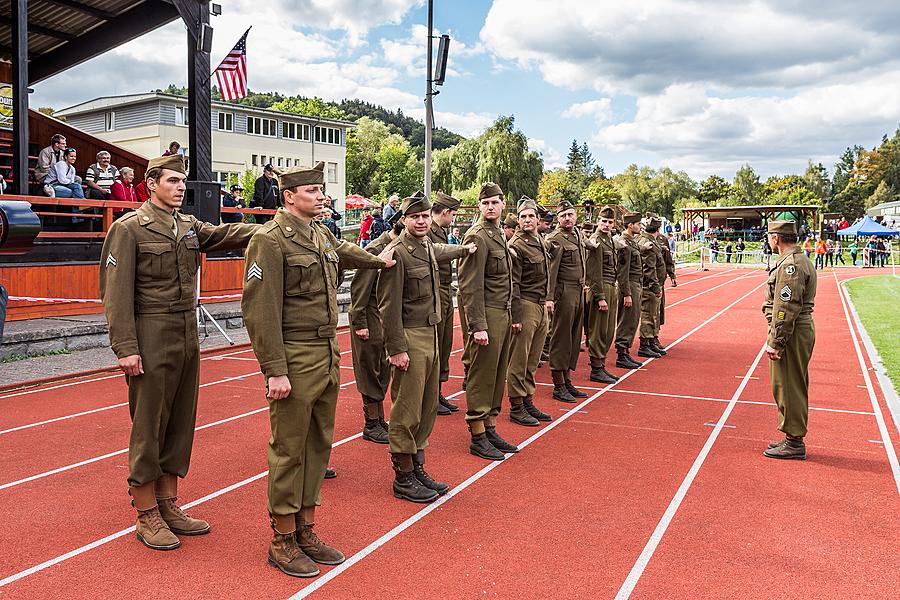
[785, 265, 795, 275]
[779, 285, 792, 302]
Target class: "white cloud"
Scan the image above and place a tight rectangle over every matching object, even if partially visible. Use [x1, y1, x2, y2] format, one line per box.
[562, 99, 612, 123]
[528, 138, 564, 170]
[277, 0, 424, 46]
[380, 24, 484, 79]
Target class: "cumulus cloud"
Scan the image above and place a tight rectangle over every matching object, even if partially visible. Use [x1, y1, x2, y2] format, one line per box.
[528, 138, 564, 169]
[562, 99, 612, 123]
[380, 24, 484, 79]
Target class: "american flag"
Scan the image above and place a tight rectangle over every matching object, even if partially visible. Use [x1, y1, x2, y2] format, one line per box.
[214, 28, 250, 101]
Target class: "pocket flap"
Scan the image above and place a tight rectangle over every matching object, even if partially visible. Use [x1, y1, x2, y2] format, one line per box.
[138, 241, 172, 255]
[286, 253, 318, 268]
[406, 266, 430, 279]
[489, 249, 506, 258]
[183, 236, 200, 249]
[526, 253, 544, 264]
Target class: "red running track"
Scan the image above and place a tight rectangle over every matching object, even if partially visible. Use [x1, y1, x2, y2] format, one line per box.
[0, 267, 897, 599]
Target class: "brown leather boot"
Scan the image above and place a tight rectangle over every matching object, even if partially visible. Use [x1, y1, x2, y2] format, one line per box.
[268, 516, 319, 578]
[552, 370, 576, 403]
[564, 372, 588, 398]
[412, 450, 449, 495]
[523, 396, 552, 422]
[391, 453, 439, 503]
[509, 397, 539, 427]
[155, 475, 210, 535]
[296, 520, 346, 565]
[764, 437, 806, 460]
[362, 400, 389, 444]
[135, 506, 181, 551]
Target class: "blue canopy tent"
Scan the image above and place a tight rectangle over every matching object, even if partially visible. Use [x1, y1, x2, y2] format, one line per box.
[837, 216, 899, 237]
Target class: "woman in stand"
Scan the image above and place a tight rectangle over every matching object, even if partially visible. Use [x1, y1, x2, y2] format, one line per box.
[110, 167, 138, 216]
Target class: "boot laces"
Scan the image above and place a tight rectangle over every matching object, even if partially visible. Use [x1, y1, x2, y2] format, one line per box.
[144, 507, 168, 533]
[163, 498, 190, 520]
[301, 525, 324, 549]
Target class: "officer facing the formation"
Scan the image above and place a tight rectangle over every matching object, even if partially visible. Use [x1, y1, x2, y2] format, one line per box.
[241, 162, 395, 578]
[99, 154, 258, 551]
[459, 182, 520, 461]
[638, 215, 666, 358]
[762, 220, 816, 460]
[654, 214, 677, 349]
[507, 197, 554, 426]
[427, 191, 465, 415]
[378, 194, 474, 502]
[546, 200, 589, 403]
[349, 208, 405, 444]
[585, 206, 621, 384]
[614, 212, 645, 369]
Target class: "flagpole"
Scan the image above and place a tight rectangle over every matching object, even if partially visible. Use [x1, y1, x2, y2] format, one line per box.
[424, 0, 434, 199]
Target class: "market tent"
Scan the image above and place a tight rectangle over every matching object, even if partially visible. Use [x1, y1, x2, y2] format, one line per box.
[837, 216, 899, 237]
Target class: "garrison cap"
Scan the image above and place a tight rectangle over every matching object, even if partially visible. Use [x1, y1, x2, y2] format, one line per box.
[400, 191, 430, 215]
[623, 212, 642, 225]
[279, 161, 324, 189]
[598, 206, 616, 219]
[767, 220, 797, 235]
[581, 222, 595, 232]
[644, 214, 662, 229]
[147, 154, 186, 175]
[517, 196, 538, 215]
[479, 182, 504, 200]
[557, 199, 576, 213]
[536, 203, 549, 218]
[504, 213, 519, 228]
[434, 191, 461, 211]
[542, 211, 556, 224]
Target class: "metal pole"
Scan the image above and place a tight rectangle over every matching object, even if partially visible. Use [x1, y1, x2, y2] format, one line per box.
[424, 0, 434, 198]
[12, 0, 29, 195]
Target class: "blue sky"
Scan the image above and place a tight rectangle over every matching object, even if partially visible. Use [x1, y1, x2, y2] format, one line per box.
[33, 0, 900, 181]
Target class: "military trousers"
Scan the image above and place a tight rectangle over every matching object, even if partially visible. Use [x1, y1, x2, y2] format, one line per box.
[457, 292, 471, 372]
[388, 326, 440, 454]
[507, 300, 549, 399]
[268, 339, 340, 516]
[437, 285, 455, 382]
[464, 306, 511, 423]
[770, 320, 815, 438]
[127, 311, 200, 488]
[615, 281, 643, 352]
[549, 280, 584, 372]
[587, 283, 619, 363]
[639, 288, 661, 340]
[350, 306, 390, 402]
[658, 287, 667, 332]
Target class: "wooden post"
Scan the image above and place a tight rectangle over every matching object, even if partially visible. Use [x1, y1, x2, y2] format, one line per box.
[11, 0, 29, 195]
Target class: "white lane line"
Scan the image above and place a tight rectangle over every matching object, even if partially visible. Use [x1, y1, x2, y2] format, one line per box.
[834, 272, 900, 496]
[287, 277, 768, 600]
[668, 271, 756, 309]
[614, 344, 767, 600]
[670, 268, 736, 288]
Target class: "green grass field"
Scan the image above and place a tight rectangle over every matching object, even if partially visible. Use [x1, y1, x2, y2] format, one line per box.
[845, 275, 900, 390]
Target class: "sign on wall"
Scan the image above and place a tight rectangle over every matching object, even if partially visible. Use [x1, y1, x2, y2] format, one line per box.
[0, 83, 12, 131]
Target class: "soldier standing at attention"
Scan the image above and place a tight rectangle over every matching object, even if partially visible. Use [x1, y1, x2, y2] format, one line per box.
[427, 192, 465, 415]
[507, 198, 554, 426]
[654, 216, 677, 351]
[585, 206, 621, 384]
[503, 212, 519, 240]
[349, 210, 405, 444]
[638, 215, 665, 359]
[100, 155, 258, 551]
[614, 213, 645, 369]
[241, 163, 395, 578]
[459, 182, 520, 461]
[762, 220, 816, 459]
[546, 200, 589, 403]
[378, 194, 474, 501]
[536, 204, 555, 365]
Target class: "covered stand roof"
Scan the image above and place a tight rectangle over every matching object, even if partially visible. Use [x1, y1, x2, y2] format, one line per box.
[681, 204, 820, 220]
[837, 216, 899, 237]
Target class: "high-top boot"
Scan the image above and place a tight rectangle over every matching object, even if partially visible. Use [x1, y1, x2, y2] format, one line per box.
[638, 339, 662, 358]
[391, 453, 439, 503]
[155, 474, 210, 535]
[412, 450, 449, 495]
[439, 386, 460, 412]
[469, 421, 505, 461]
[268, 515, 319, 577]
[485, 425, 519, 453]
[616, 349, 642, 369]
[324, 467, 337, 479]
[651, 338, 667, 355]
[130, 483, 180, 551]
[377, 402, 390, 431]
[564, 371, 588, 398]
[763, 436, 806, 460]
[296, 515, 346, 565]
[552, 370, 576, 403]
[509, 397, 539, 426]
[589, 357, 617, 384]
[436, 397, 451, 416]
[523, 396, 552, 422]
[362, 400, 389, 444]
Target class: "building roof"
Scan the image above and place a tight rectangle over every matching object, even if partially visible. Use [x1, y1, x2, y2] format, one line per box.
[56, 93, 356, 129]
[681, 204, 820, 219]
[867, 199, 900, 216]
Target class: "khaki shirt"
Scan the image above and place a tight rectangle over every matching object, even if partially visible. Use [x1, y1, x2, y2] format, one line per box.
[659, 237, 676, 280]
[586, 230, 618, 300]
[427, 221, 453, 287]
[458, 218, 513, 332]
[100, 201, 258, 358]
[613, 234, 631, 289]
[348, 231, 394, 331]
[547, 226, 587, 296]
[623, 232, 643, 283]
[241, 208, 386, 378]
[762, 247, 816, 350]
[508, 229, 550, 323]
[638, 232, 662, 295]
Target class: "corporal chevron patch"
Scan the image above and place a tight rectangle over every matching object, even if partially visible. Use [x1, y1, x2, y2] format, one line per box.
[247, 261, 263, 281]
[105, 253, 117, 267]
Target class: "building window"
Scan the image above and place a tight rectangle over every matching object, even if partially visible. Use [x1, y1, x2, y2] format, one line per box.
[248, 116, 276, 137]
[251, 154, 258, 167]
[314, 126, 341, 145]
[212, 171, 236, 184]
[294, 159, 300, 166]
[217, 112, 234, 131]
[105, 112, 115, 131]
[277, 157, 283, 167]
[176, 106, 189, 126]
[282, 122, 310, 141]
[327, 162, 338, 184]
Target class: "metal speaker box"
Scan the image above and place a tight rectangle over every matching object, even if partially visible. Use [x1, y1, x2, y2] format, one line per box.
[183, 181, 222, 225]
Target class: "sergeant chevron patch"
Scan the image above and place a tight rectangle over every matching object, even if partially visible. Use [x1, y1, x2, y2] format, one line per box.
[247, 261, 263, 281]
[105, 253, 117, 267]
[780, 285, 792, 301]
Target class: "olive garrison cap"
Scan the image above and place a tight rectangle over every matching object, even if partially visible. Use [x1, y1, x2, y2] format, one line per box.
[434, 191, 461, 211]
[278, 161, 325, 189]
[401, 191, 431, 215]
[581, 222, 595, 232]
[557, 199, 576, 213]
[767, 220, 797, 235]
[479, 182, 504, 200]
[504, 213, 519, 228]
[623, 212, 642, 225]
[535, 203, 549, 218]
[644, 215, 662, 228]
[598, 206, 616, 219]
[147, 154, 186, 175]
[542, 211, 556, 223]
[517, 196, 538, 215]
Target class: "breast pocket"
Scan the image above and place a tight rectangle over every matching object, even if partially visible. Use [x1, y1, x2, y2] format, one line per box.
[562, 248, 576, 266]
[285, 253, 324, 295]
[137, 241, 174, 279]
[525, 252, 545, 278]
[487, 248, 508, 275]
[181, 235, 200, 272]
[405, 266, 432, 300]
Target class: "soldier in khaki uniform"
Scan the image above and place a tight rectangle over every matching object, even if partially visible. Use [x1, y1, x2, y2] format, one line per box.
[99, 155, 258, 551]
[655, 218, 677, 350]
[507, 198, 553, 427]
[762, 220, 816, 460]
[349, 210, 405, 444]
[458, 182, 520, 461]
[585, 206, 621, 384]
[503, 212, 518, 240]
[546, 200, 589, 403]
[378, 194, 473, 502]
[427, 192, 465, 415]
[536, 204, 555, 365]
[614, 213, 645, 369]
[242, 163, 395, 578]
[638, 216, 666, 358]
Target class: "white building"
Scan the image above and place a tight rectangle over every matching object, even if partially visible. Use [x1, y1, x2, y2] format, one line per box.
[56, 92, 353, 210]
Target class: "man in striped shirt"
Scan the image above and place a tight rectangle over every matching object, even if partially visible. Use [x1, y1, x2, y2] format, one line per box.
[85, 151, 119, 200]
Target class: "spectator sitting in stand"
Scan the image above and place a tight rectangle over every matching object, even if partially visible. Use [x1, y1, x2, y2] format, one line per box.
[84, 151, 119, 200]
[35, 133, 67, 196]
[45, 147, 85, 223]
[110, 167, 138, 214]
[163, 141, 181, 156]
[221, 184, 246, 224]
[357, 206, 373, 246]
[135, 178, 150, 202]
